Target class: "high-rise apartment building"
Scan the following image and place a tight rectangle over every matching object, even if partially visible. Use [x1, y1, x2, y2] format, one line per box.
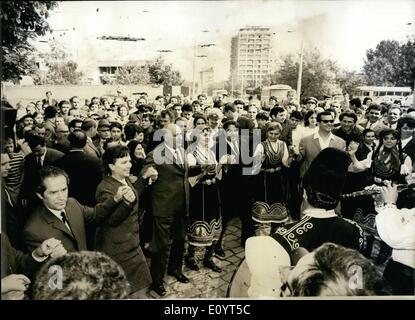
[230, 26, 273, 93]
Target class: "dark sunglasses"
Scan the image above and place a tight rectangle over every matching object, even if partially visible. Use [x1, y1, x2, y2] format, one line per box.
[320, 119, 335, 124]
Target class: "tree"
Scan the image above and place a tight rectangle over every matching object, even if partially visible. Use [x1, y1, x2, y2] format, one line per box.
[1, 1, 58, 81]
[363, 39, 415, 88]
[336, 70, 367, 96]
[147, 56, 184, 86]
[274, 49, 340, 99]
[114, 63, 150, 85]
[33, 40, 83, 85]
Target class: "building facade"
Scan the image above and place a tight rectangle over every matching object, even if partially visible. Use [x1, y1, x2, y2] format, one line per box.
[230, 26, 273, 93]
[199, 67, 214, 94]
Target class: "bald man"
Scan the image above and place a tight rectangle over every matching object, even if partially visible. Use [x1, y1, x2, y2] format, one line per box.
[142, 124, 206, 296]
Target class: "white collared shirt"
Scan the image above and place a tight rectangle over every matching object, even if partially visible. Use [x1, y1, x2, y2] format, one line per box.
[302, 208, 337, 218]
[46, 206, 72, 232]
[38, 148, 47, 166]
[376, 205, 415, 268]
[165, 144, 183, 165]
[313, 131, 335, 150]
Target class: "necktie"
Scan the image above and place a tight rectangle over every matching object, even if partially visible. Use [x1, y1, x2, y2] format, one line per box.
[37, 156, 42, 168]
[174, 149, 183, 168]
[232, 140, 239, 156]
[60, 212, 73, 233]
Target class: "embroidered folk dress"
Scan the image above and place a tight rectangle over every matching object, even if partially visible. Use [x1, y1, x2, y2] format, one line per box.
[251, 139, 290, 224]
[186, 146, 222, 247]
[272, 209, 366, 254]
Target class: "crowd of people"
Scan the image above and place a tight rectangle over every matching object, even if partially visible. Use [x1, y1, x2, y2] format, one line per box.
[1, 88, 414, 299]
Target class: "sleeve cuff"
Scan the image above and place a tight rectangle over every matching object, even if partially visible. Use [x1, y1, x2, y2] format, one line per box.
[32, 251, 48, 263]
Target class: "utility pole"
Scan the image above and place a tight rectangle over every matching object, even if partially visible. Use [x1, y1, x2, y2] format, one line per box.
[192, 40, 196, 100]
[296, 40, 304, 106]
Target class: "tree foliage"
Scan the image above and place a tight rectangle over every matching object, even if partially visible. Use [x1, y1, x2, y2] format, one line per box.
[112, 56, 184, 86]
[363, 39, 415, 88]
[336, 70, 367, 96]
[273, 49, 341, 99]
[33, 40, 83, 85]
[1, 1, 58, 81]
[147, 56, 184, 86]
[114, 63, 150, 85]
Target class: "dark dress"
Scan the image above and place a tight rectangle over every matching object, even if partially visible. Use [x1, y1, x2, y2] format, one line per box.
[251, 140, 288, 225]
[95, 176, 151, 293]
[187, 146, 222, 247]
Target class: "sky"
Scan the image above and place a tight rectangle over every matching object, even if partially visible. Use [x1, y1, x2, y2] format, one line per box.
[33, 0, 415, 82]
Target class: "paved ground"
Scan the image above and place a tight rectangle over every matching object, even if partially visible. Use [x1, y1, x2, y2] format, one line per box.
[148, 217, 244, 299]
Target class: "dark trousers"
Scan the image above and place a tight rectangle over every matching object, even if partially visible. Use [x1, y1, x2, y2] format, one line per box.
[383, 259, 415, 295]
[150, 213, 188, 286]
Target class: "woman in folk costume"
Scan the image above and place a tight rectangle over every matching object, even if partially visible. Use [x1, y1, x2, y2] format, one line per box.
[184, 126, 223, 273]
[251, 122, 294, 235]
[347, 128, 412, 264]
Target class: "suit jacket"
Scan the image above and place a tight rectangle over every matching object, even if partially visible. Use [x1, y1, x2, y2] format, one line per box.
[54, 150, 103, 206]
[21, 147, 64, 205]
[23, 196, 118, 253]
[298, 133, 346, 177]
[2, 185, 25, 251]
[84, 137, 101, 159]
[142, 143, 202, 218]
[1, 233, 38, 279]
[359, 119, 389, 137]
[403, 137, 415, 171]
[95, 176, 151, 292]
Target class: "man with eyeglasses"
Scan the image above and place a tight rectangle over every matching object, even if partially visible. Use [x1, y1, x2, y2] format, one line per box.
[297, 111, 346, 177]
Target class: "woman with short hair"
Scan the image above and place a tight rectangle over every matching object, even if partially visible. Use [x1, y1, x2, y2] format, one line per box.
[95, 145, 157, 298]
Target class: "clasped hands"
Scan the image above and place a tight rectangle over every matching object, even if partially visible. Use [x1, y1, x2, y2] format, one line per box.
[114, 185, 136, 204]
[2, 238, 67, 300]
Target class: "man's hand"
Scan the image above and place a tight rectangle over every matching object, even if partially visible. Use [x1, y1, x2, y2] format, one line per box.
[227, 154, 236, 164]
[123, 187, 136, 204]
[114, 185, 131, 202]
[142, 166, 158, 181]
[347, 142, 359, 155]
[128, 175, 138, 184]
[1, 274, 30, 297]
[380, 180, 398, 205]
[34, 238, 64, 258]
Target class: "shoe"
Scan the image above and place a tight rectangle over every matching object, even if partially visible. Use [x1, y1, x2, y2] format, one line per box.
[149, 283, 166, 296]
[214, 246, 226, 259]
[185, 257, 200, 271]
[203, 259, 222, 273]
[167, 272, 190, 283]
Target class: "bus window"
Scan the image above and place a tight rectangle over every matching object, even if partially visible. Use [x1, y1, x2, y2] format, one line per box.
[374, 92, 379, 96]
[363, 91, 370, 96]
[394, 92, 402, 96]
[379, 92, 386, 96]
[403, 92, 410, 96]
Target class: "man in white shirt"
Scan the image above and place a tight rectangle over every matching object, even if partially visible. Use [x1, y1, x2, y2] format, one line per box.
[375, 181, 415, 295]
[297, 111, 346, 177]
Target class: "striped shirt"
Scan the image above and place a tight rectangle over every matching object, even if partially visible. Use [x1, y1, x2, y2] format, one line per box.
[6, 152, 25, 189]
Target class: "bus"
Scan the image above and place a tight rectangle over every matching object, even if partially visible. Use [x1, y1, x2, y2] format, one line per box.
[260, 84, 294, 106]
[353, 86, 412, 104]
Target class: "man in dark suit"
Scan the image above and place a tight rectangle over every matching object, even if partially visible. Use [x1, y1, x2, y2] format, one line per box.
[81, 119, 101, 159]
[1, 233, 66, 300]
[21, 134, 64, 211]
[269, 106, 293, 146]
[23, 166, 131, 253]
[143, 124, 205, 296]
[55, 131, 103, 207]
